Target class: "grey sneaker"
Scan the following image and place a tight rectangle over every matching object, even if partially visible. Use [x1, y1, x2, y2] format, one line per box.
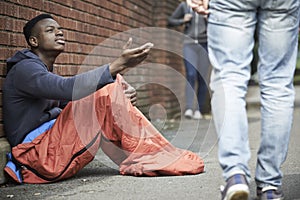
[221, 174, 249, 200]
[257, 186, 284, 200]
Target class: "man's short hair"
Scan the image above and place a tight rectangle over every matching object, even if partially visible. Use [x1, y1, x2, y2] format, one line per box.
[23, 14, 53, 45]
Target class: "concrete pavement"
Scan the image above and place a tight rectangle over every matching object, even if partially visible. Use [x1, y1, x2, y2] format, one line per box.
[0, 85, 299, 200]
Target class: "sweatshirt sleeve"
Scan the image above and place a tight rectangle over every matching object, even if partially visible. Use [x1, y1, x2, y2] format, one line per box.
[168, 2, 186, 27]
[14, 60, 114, 100]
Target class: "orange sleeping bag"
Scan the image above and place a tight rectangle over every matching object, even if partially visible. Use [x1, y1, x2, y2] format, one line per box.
[5, 74, 204, 183]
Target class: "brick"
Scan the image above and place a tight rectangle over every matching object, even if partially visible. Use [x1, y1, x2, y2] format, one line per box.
[0, 1, 19, 17]
[0, 31, 10, 46]
[0, 137, 10, 184]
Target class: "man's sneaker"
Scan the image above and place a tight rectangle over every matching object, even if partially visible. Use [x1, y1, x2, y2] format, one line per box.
[256, 186, 284, 200]
[184, 109, 193, 119]
[221, 174, 249, 200]
[193, 110, 203, 120]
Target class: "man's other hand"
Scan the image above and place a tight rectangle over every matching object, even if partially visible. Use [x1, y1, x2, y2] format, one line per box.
[122, 80, 137, 106]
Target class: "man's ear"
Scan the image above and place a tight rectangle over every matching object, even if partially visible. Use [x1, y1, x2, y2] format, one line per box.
[29, 36, 38, 47]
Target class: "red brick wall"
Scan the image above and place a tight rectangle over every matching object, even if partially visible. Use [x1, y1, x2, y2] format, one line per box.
[0, 0, 185, 137]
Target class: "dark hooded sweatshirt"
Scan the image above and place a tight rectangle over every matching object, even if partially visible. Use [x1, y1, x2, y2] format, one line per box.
[3, 49, 114, 147]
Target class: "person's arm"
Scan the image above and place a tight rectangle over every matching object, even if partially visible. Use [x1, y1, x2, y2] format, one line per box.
[168, 2, 190, 27]
[14, 40, 153, 101]
[14, 61, 114, 101]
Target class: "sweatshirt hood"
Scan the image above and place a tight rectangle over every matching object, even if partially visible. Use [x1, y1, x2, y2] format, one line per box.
[6, 49, 40, 74]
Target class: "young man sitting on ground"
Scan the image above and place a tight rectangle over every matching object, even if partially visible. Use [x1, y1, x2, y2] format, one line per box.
[3, 14, 204, 184]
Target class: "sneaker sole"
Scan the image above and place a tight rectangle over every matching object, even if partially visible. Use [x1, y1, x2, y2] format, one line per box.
[257, 197, 284, 200]
[184, 115, 193, 119]
[192, 116, 203, 120]
[225, 184, 249, 200]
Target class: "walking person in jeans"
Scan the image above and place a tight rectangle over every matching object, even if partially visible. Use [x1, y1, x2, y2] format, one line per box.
[188, 0, 299, 199]
[168, 0, 210, 120]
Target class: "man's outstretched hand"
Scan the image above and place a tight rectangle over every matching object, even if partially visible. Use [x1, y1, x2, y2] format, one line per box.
[110, 38, 154, 76]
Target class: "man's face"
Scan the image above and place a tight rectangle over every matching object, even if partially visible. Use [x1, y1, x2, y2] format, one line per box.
[31, 18, 65, 52]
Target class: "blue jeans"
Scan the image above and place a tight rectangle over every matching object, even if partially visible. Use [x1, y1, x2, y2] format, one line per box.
[208, 0, 299, 187]
[183, 42, 210, 112]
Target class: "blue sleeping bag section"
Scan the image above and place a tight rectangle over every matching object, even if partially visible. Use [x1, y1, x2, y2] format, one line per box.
[5, 119, 56, 183]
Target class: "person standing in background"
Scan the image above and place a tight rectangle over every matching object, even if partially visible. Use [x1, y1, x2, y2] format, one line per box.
[168, 0, 210, 120]
[188, 0, 299, 199]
